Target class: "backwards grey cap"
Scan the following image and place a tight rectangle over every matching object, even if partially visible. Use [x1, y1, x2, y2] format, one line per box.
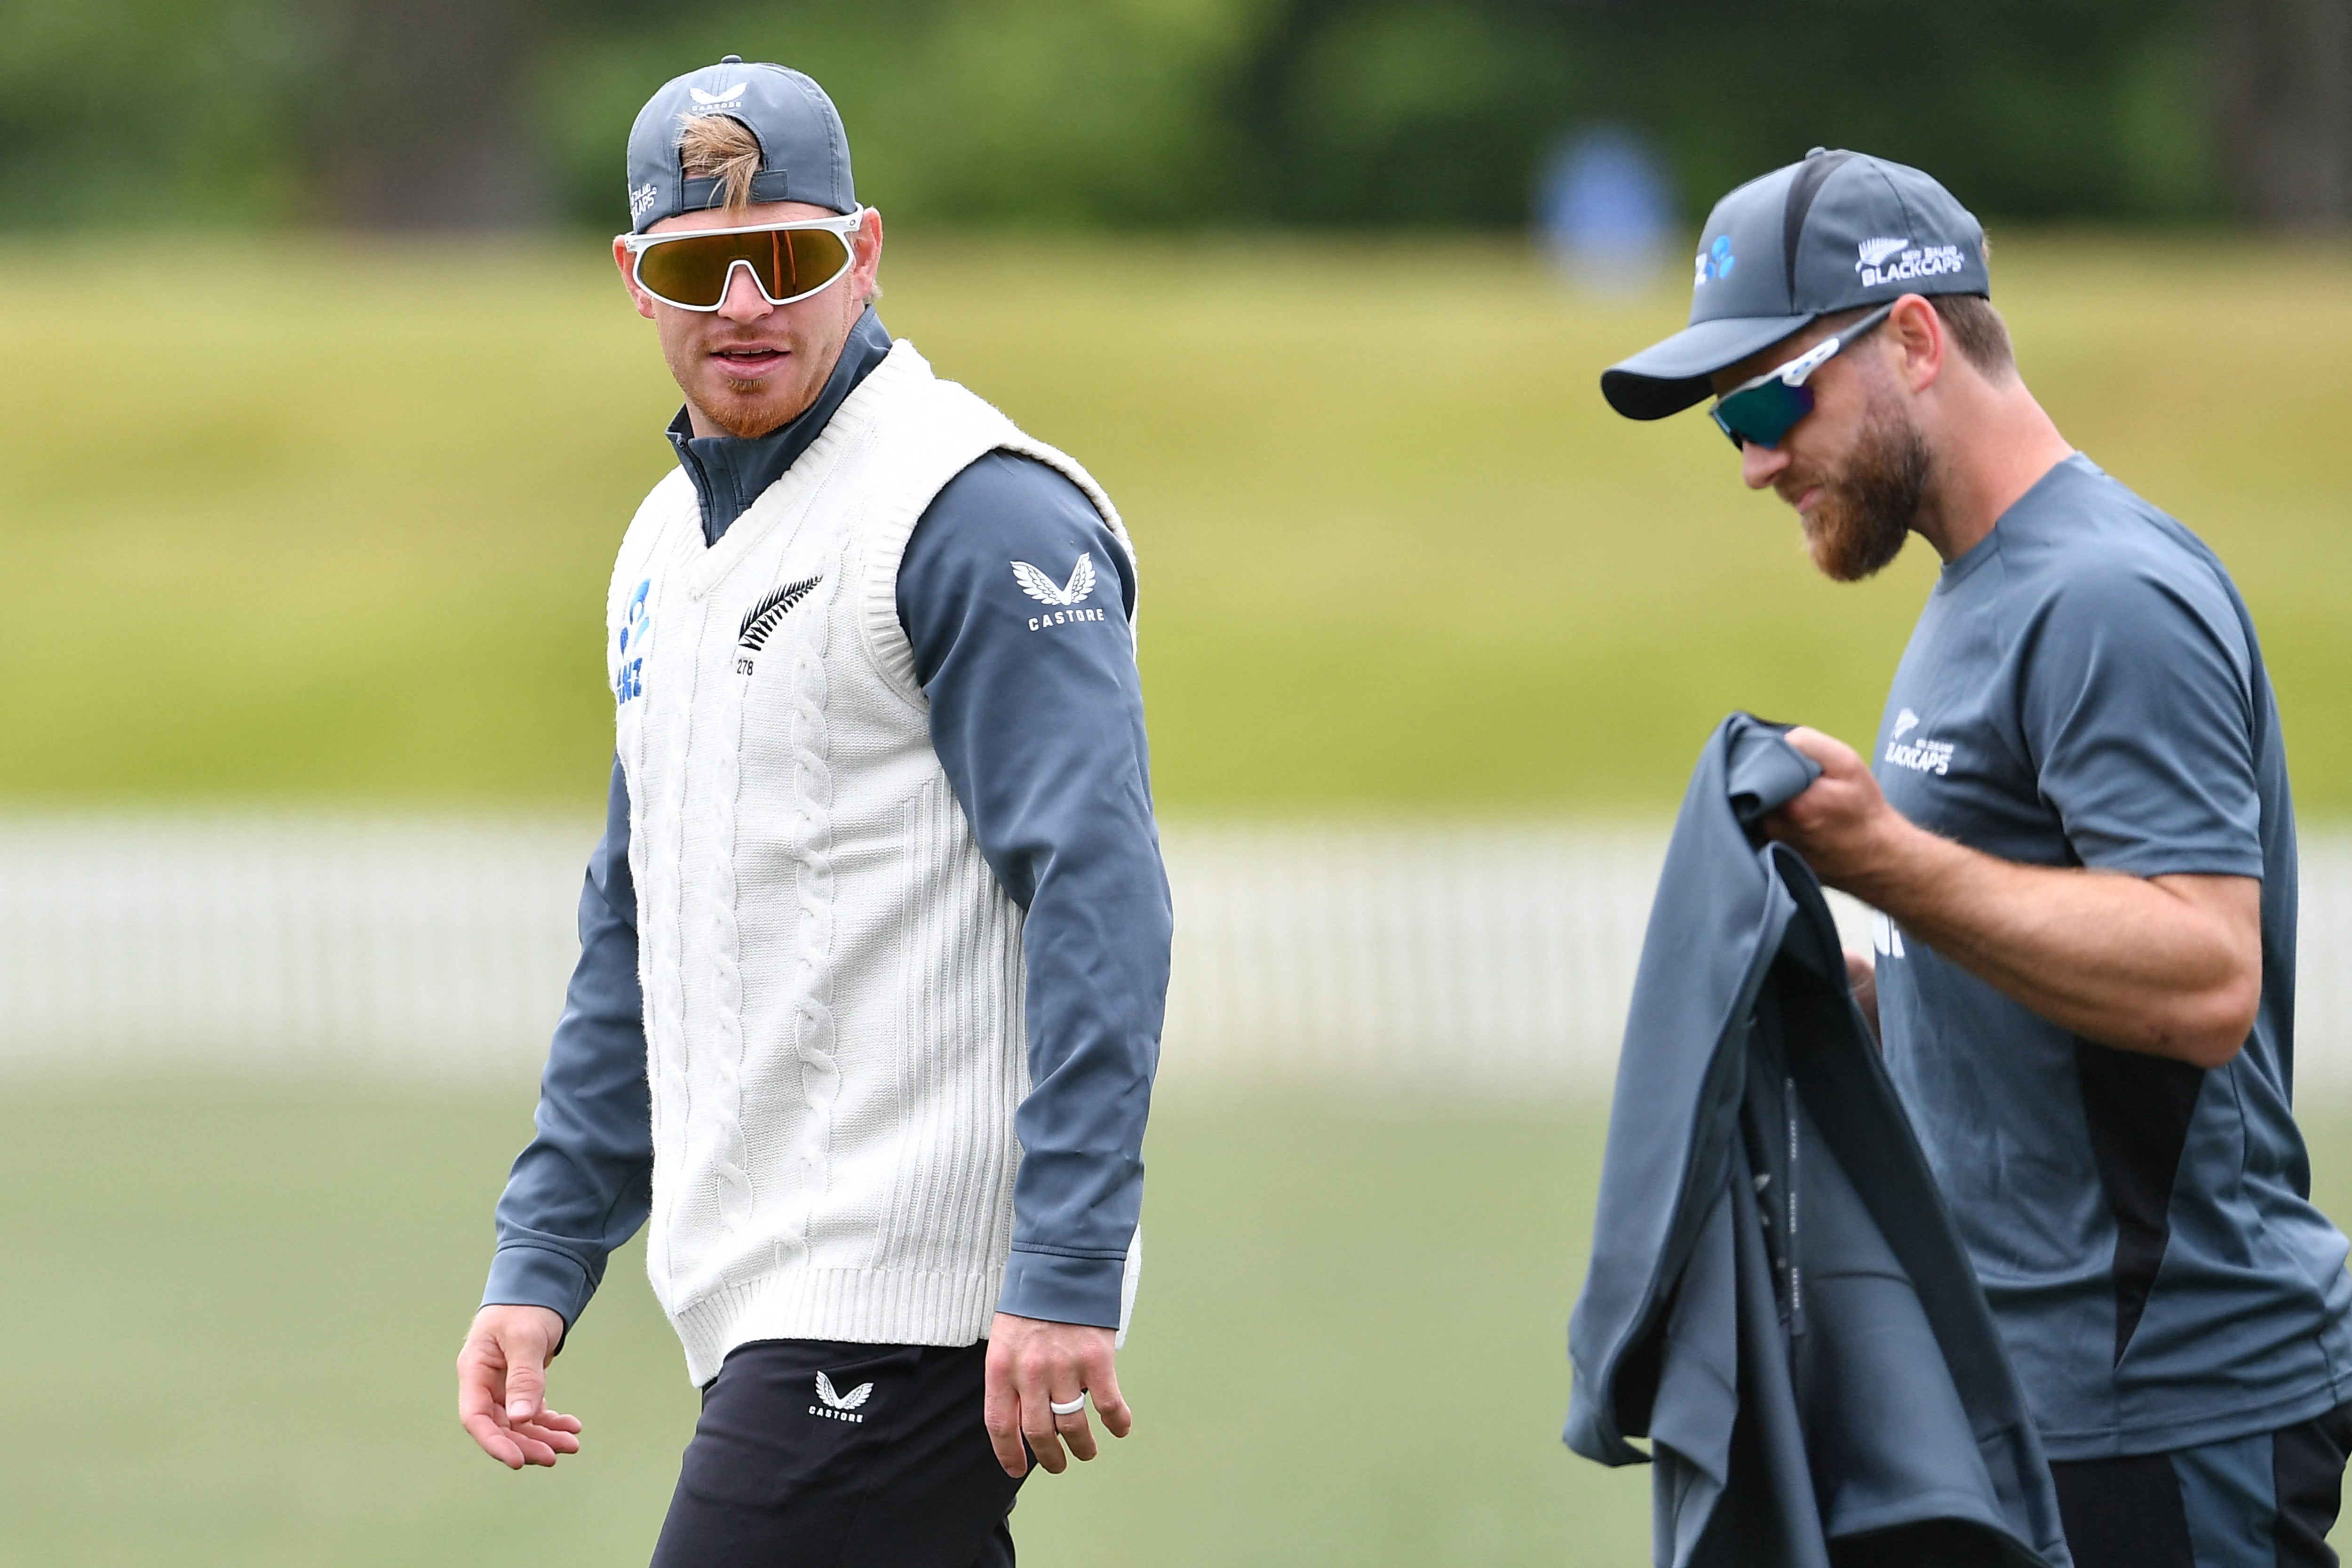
[1601, 149, 1989, 420]
[625, 56, 855, 233]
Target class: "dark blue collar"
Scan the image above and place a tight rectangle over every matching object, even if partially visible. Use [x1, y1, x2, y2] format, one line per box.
[666, 308, 894, 547]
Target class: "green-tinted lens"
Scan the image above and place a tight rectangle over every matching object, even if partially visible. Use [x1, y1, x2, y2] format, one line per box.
[635, 225, 854, 308]
[1711, 378, 1815, 450]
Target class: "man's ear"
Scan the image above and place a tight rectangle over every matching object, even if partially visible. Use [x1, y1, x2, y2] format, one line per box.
[852, 208, 885, 306]
[1887, 293, 1945, 393]
[613, 236, 658, 322]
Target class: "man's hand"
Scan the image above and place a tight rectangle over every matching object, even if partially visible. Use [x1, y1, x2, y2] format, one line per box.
[1759, 727, 1915, 892]
[458, 1305, 583, 1470]
[983, 1313, 1131, 1480]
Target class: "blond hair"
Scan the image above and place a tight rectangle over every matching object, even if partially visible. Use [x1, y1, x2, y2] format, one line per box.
[677, 113, 763, 211]
[674, 110, 880, 305]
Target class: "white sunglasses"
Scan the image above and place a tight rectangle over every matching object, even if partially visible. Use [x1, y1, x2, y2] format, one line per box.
[619, 208, 868, 311]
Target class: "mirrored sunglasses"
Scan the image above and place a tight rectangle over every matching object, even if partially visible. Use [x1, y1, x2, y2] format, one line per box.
[620, 209, 866, 311]
[1709, 302, 1895, 450]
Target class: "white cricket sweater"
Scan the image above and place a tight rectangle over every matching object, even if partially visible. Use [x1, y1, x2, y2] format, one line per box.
[606, 341, 1138, 1384]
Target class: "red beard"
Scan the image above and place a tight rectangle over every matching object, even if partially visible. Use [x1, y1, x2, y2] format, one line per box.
[1792, 405, 1930, 583]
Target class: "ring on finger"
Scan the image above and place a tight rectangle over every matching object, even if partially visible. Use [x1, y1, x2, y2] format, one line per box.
[1049, 1393, 1088, 1417]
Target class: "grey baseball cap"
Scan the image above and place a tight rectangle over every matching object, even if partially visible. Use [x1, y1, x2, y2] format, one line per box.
[1601, 148, 1989, 420]
[625, 56, 856, 234]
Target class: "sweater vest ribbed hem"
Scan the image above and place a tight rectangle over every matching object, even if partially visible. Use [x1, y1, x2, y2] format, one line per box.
[672, 1266, 1005, 1385]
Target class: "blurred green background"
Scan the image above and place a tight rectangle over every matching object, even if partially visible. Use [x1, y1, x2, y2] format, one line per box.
[0, 1092, 1644, 1568]
[7, 2, 2352, 1564]
[4, 233, 2350, 812]
[6, 0, 2339, 229]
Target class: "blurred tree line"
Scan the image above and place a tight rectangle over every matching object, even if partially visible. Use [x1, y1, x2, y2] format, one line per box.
[5, 0, 2348, 231]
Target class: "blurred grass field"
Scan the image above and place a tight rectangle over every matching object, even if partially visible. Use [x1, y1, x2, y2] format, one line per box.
[0, 1090, 2349, 1567]
[0, 1091, 1643, 1568]
[2, 231, 2349, 814]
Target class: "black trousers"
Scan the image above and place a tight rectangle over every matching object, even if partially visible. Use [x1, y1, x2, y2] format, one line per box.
[647, 1338, 1022, 1568]
[2051, 1401, 2352, 1568]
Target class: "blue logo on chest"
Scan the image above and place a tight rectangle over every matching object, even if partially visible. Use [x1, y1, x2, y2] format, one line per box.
[616, 578, 652, 704]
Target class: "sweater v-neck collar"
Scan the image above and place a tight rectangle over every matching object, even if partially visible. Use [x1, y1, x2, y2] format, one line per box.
[679, 336, 922, 599]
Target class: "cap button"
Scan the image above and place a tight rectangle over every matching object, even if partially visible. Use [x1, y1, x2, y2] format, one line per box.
[721, 54, 742, 64]
[1805, 146, 1828, 158]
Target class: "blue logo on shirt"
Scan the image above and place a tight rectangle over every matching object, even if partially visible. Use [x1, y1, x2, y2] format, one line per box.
[616, 578, 652, 704]
[1694, 235, 1736, 286]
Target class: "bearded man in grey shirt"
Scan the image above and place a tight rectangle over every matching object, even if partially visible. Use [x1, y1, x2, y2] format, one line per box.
[1603, 149, 2352, 1568]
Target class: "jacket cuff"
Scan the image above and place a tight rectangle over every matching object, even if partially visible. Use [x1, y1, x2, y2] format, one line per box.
[482, 1244, 595, 1329]
[997, 1246, 1126, 1327]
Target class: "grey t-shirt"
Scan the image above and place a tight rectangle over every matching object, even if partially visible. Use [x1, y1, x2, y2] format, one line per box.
[1874, 454, 2352, 1460]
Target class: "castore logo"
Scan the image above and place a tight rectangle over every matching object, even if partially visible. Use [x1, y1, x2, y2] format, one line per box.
[1013, 554, 1110, 633]
[810, 1372, 873, 1424]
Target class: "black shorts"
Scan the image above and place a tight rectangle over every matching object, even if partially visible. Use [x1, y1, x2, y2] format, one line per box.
[647, 1338, 1022, 1568]
[2050, 1401, 2352, 1568]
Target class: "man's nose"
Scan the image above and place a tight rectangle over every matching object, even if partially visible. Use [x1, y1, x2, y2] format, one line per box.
[717, 262, 773, 323]
[1741, 437, 1793, 491]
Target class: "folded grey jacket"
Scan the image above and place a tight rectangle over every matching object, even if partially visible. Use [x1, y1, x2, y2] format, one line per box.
[1565, 715, 2073, 1568]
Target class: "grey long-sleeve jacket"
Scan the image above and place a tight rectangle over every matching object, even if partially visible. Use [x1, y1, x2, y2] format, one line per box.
[1565, 714, 2071, 1568]
[482, 310, 1171, 1337]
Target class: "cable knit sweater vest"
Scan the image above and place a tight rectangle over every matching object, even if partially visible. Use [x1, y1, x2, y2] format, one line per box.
[607, 341, 1136, 1383]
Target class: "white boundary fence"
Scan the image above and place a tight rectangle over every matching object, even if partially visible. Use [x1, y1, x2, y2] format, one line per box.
[0, 816, 2345, 1097]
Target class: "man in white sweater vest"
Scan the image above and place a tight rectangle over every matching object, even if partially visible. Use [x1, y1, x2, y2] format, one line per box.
[453, 59, 1172, 1566]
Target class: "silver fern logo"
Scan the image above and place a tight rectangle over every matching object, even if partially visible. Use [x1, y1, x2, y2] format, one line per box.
[1857, 236, 1911, 271]
[735, 573, 822, 674]
[1892, 707, 1921, 740]
[810, 1371, 873, 1423]
[1013, 553, 1110, 633]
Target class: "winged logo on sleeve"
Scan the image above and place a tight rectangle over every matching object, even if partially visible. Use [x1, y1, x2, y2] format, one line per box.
[1011, 553, 1095, 607]
[815, 1371, 873, 1410]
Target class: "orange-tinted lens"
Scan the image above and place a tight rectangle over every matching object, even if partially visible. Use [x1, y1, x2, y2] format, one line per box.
[635, 225, 854, 308]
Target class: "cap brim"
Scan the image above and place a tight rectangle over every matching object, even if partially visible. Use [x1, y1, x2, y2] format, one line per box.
[1600, 312, 1820, 421]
